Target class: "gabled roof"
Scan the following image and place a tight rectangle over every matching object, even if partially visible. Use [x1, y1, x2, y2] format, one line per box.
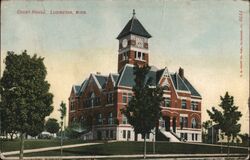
[78, 79, 88, 95]
[110, 73, 119, 86]
[117, 64, 157, 87]
[95, 74, 108, 89]
[117, 15, 152, 39]
[170, 73, 189, 92]
[170, 73, 201, 97]
[117, 64, 135, 87]
[73, 85, 81, 94]
[183, 78, 201, 97]
[156, 69, 165, 83]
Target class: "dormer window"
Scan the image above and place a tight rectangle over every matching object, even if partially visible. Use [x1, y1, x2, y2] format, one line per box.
[84, 92, 100, 108]
[107, 92, 114, 104]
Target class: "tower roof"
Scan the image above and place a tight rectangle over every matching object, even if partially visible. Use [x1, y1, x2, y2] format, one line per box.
[117, 10, 152, 39]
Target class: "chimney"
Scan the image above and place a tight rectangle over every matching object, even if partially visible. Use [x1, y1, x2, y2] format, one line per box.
[96, 72, 101, 75]
[179, 67, 184, 79]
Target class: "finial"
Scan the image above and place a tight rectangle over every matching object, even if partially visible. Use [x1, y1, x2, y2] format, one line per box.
[133, 9, 136, 17]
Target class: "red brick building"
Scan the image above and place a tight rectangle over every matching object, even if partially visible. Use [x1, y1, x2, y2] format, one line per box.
[68, 11, 202, 142]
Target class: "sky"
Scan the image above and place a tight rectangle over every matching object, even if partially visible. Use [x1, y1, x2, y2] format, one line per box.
[1, 0, 249, 133]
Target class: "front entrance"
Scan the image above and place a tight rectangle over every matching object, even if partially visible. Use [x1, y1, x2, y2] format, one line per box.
[165, 117, 170, 131]
[173, 117, 176, 133]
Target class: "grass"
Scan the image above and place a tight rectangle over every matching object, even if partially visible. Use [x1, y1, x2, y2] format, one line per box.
[0, 138, 86, 152]
[9, 141, 248, 157]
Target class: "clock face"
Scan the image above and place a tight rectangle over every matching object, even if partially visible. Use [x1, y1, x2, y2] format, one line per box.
[136, 37, 144, 48]
[122, 39, 128, 48]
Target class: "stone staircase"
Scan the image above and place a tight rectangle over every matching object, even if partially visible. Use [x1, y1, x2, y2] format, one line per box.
[159, 129, 181, 142]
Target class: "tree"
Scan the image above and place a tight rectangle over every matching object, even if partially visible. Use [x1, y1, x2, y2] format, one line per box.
[58, 101, 66, 156]
[122, 65, 163, 159]
[45, 118, 60, 135]
[202, 120, 212, 143]
[0, 50, 53, 159]
[207, 92, 242, 156]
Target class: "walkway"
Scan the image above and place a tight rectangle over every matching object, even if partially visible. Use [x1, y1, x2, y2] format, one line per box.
[2, 142, 102, 156]
[1, 153, 248, 160]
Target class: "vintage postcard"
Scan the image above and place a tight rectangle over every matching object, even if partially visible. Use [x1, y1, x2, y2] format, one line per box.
[0, 0, 249, 159]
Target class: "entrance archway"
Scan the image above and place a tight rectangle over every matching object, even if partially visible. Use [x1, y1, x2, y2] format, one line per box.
[173, 117, 176, 133]
[165, 117, 170, 131]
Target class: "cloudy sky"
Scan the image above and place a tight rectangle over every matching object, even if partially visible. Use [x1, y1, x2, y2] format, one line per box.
[1, 0, 249, 133]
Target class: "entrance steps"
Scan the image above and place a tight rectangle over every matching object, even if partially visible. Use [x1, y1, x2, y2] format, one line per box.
[159, 129, 181, 142]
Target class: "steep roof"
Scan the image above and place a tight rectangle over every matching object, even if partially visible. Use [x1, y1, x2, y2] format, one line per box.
[170, 73, 201, 97]
[95, 74, 108, 89]
[73, 85, 81, 94]
[111, 73, 119, 86]
[183, 78, 201, 97]
[117, 15, 152, 39]
[117, 64, 157, 87]
[171, 73, 189, 92]
[156, 69, 165, 83]
[78, 79, 88, 95]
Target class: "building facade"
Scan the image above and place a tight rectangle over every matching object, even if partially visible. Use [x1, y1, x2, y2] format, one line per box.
[68, 11, 202, 142]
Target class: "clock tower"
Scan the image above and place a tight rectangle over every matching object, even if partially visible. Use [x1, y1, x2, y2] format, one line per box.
[117, 10, 152, 72]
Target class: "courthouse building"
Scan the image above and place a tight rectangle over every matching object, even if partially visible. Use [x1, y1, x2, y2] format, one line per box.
[68, 11, 202, 142]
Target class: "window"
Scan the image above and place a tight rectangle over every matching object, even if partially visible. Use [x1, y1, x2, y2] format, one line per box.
[123, 52, 129, 60]
[180, 117, 188, 128]
[97, 113, 103, 125]
[72, 117, 77, 124]
[192, 133, 194, 141]
[80, 116, 85, 127]
[142, 53, 145, 60]
[108, 112, 113, 124]
[184, 133, 188, 140]
[181, 99, 187, 109]
[195, 134, 198, 141]
[164, 98, 171, 107]
[122, 93, 127, 103]
[128, 130, 131, 139]
[85, 92, 101, 107]
[122, 114, 128, 124]
[138, 52, 141, 59]
[134, 51, 137, 58]
[191, 101, 198, 110]
[123, 130, 126, 139]
[107, 92, 114, 104]
[180, 133, 184, 139]
[191, 118, 197, 128]
[128, 93, 132, 102]
[70, 101, 75, 111]
[110, 130, 113, 138]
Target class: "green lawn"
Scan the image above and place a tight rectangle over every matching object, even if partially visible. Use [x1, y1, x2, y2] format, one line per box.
[12, 141, 248, 157]
[0, 139, 86, 152]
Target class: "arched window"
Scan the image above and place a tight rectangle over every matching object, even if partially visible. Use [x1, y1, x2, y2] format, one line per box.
[191, 118, 197, 128]
[80, 116, 85, 127]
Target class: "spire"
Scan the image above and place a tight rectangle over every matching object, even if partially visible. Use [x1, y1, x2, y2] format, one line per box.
[117, 10, 152, 39]
[132, 9, 136, 18]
